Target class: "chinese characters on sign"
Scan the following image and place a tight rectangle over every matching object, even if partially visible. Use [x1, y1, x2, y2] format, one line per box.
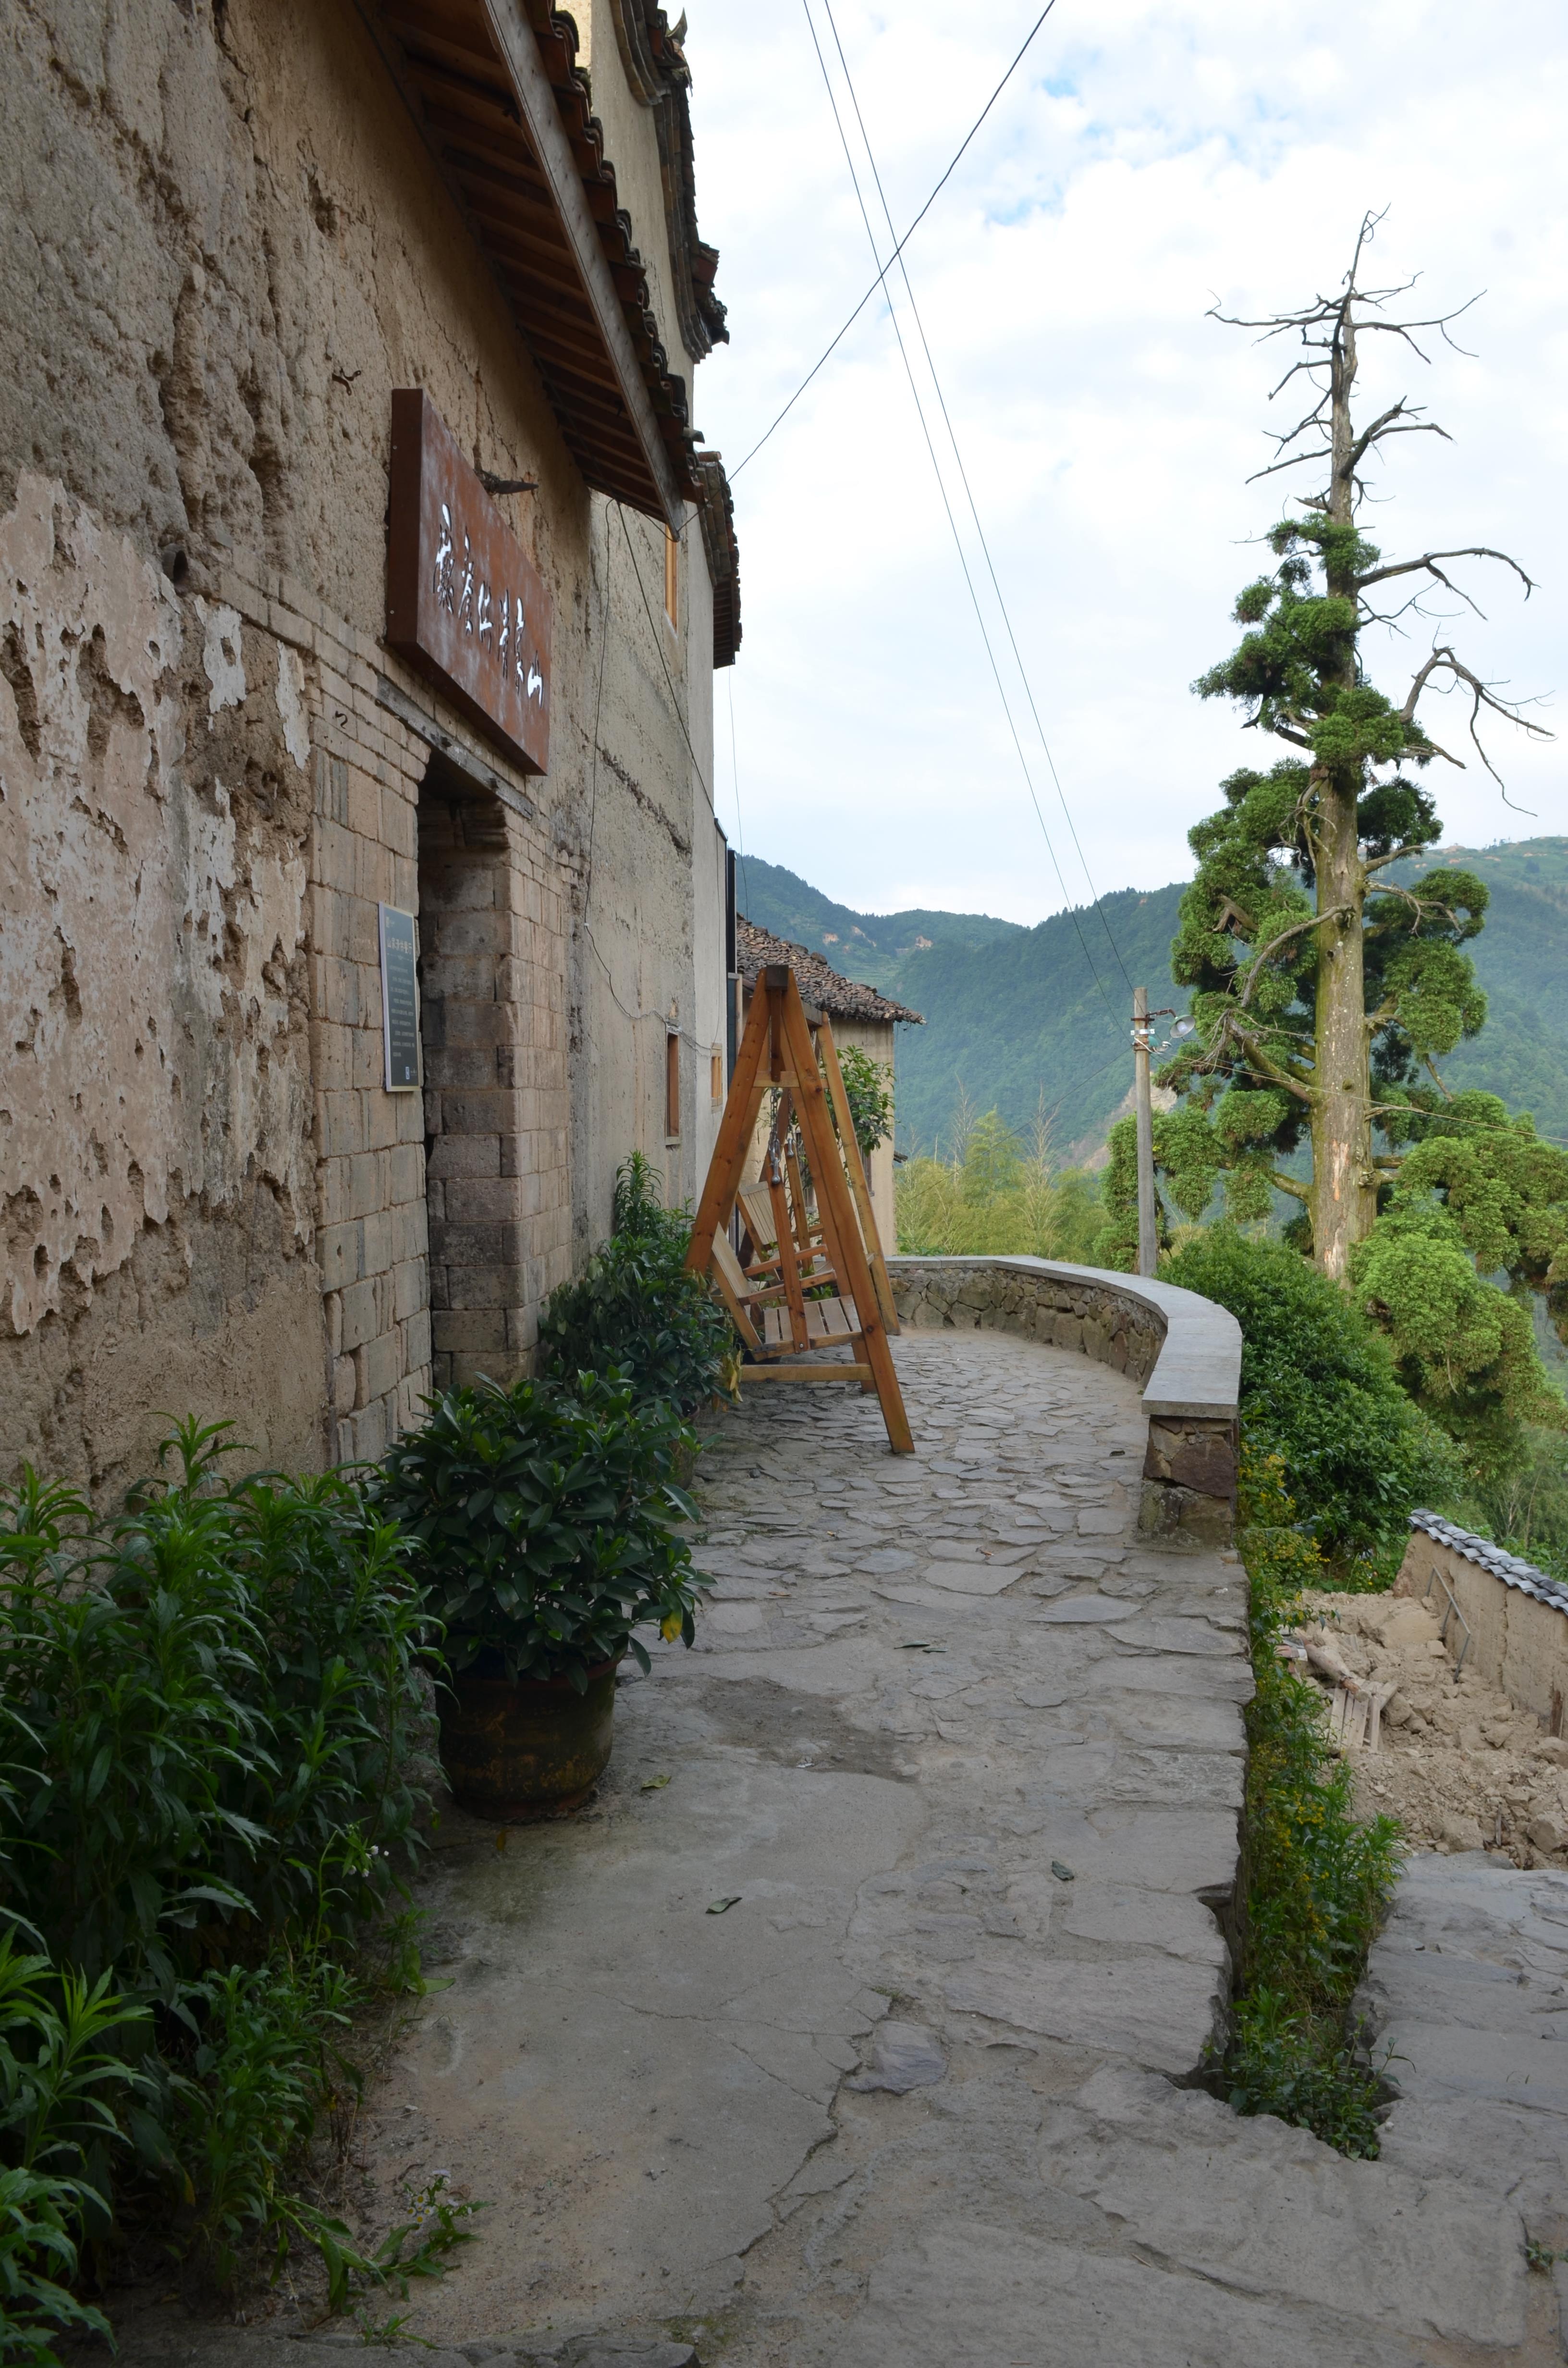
[386, 390, 552, 775]
[379, 905, 421, 1092]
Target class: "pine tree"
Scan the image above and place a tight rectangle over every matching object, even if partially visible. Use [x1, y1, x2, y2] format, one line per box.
[1160, 214, 1549, 1279]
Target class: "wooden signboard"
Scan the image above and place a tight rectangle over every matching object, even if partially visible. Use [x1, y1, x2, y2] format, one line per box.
[386, 389, 552, 775]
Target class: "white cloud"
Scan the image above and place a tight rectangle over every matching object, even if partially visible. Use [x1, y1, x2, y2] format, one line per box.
[685, 0, 1568, 923]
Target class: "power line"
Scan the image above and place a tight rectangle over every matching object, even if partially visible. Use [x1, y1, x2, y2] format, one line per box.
[733, 0, 1062, 482]
[819, 0, 1132, 999]
[799, 0, 1122, 1028]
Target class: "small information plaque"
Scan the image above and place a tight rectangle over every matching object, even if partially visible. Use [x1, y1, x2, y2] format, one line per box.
[379, 904, 421, 1092]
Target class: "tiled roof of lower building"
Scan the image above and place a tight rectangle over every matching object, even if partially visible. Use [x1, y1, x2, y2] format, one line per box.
[1410, 1510, 1568, 1618]
[736, 917, 923, 1026]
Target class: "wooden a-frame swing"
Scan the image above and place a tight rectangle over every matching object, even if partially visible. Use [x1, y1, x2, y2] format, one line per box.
[686, 964, 913, 1454]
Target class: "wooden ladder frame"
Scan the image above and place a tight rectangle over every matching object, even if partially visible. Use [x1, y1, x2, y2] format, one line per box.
[687, 965, 913, 1454]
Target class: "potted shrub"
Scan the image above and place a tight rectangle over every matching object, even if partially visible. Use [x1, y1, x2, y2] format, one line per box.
[376, 1370, 710, 1817]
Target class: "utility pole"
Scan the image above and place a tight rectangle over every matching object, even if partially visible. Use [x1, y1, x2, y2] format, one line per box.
[1132, 987, 1157, 1279]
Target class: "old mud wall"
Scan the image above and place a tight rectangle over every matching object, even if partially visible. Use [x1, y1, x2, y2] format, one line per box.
[0, 473, 320, 1492]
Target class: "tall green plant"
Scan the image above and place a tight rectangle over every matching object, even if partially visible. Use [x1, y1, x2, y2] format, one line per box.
[0, 1943, 146, 2366]
[0, 1428, 431, 1998]
[834, 1047, 894, 1162]
[0, 1428, 439, 2310]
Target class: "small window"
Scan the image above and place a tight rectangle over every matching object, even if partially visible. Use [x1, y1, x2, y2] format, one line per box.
[710, 1048, 723, 1105]
[664, 528, 679, 630]
[665, 1031, 681, 1140]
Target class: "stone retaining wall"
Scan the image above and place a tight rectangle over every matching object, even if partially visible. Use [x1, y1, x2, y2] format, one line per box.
[886, 1256, 1242, 1549]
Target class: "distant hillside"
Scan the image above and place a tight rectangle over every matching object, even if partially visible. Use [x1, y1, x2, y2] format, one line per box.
[733, 855, 1023, 970]
[739, 860, 1188, 1156]
[740, 839, 1568, 1161]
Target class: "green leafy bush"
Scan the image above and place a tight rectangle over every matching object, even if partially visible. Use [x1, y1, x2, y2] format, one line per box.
[376, 1372, 710, 1689]
[1215, 1450, 1403, 2157]
[1159, 1225, 1449, 1579]
[539, 1156, 732, 1415]
[835, 1046, 894, 1161]
[0, 1425, 439, 2323]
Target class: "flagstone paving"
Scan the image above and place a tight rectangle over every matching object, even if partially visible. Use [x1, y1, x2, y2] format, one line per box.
[116, 1330, 1560, 2368]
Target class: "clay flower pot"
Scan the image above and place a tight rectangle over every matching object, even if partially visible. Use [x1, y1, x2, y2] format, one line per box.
[440, 1653, 622, 1819]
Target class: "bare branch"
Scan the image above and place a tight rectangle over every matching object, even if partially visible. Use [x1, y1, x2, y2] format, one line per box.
[1270, 1170, 1311, 1203]
[1359, 545, 1536, 601]
[1402, 643, 1553, 794]
[1423, 1055, 1455, 1103]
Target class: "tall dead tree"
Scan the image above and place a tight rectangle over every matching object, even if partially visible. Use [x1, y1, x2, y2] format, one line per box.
[1159, 211, 1549, 1279]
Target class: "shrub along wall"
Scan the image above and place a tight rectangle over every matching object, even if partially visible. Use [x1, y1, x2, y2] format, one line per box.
[0, 1422, 451, 2352]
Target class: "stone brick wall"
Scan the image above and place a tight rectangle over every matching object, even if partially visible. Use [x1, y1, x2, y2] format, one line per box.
[888, 1257, 1238, 1548]
[281, 565, 575, 1463]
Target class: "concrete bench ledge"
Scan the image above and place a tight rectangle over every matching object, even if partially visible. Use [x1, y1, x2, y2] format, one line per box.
[886, 1255, 1242, 1547]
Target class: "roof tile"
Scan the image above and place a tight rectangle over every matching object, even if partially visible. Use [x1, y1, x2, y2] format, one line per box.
[736, 916, 923, 1025]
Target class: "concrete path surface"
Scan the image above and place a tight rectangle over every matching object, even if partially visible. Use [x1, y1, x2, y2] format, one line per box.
[115, 1331, 1559, 2368]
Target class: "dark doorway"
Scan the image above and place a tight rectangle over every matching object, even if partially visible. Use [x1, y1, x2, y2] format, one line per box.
[417, 755, 524, 1388]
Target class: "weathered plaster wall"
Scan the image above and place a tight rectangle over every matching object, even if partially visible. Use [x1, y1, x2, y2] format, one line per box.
[1, 0, 724, 1484]
[0, 473, 320, 1488]
[570, 499, 710, 1255]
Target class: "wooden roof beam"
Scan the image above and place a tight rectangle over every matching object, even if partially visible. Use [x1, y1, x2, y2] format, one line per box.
[478, 0, 688, 532]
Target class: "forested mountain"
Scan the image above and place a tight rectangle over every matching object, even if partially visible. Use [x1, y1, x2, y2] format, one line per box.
[732, 855, 1023, 968]
[739, 838, 1568, 1160]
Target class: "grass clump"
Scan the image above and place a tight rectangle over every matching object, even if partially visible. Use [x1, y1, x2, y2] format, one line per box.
[1217, 1449, 1404, 2158]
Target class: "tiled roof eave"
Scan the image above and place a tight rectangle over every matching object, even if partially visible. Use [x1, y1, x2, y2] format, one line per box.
[361, 0, 708, 522]
[735, 917, 924, 1027]
[1409, 1509, 1568, 1619]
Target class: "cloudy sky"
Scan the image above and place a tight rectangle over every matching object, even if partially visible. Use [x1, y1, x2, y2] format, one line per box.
[682, 0, 1568, 927]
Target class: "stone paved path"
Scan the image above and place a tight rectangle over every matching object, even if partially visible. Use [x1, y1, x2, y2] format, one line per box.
[1358, 1850, 1568, 2339]
[116, 1330, 1557, 2368]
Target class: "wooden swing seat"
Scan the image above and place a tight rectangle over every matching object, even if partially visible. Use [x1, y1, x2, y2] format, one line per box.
[688, 966, 913, 1452]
